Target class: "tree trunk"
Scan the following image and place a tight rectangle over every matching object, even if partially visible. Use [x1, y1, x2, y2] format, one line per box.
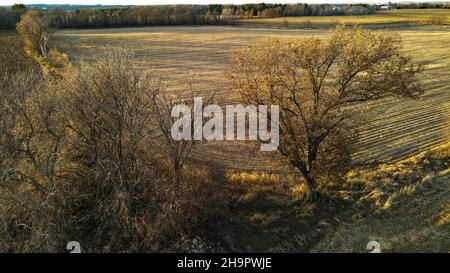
[292, 159, 318, 203]
[40, 43, 47, 60]
[302, 173, 318, 203]
[39, 35, 49, 60]
[173, 158, 182, 185]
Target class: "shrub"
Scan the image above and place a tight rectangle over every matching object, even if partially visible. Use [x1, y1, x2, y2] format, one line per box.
[0, 51, 229, 252]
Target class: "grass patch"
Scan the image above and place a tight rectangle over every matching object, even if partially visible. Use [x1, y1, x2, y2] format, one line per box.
[312, 143, 450, 252]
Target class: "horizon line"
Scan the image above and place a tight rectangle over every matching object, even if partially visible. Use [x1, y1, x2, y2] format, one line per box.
[2, 1, 449, 7]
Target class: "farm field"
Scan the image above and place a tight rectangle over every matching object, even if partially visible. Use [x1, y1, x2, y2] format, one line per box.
[57, 24, 450, 171]
[239, 9, 450, 28]
[1, 6, 450, 253]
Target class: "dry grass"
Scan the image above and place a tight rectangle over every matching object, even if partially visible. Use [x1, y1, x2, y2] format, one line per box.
[312, 142, 450, 252]
[222, 170, 328, 252]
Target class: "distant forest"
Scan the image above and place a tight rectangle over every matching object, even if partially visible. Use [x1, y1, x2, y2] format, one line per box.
[1, 2, 449, 29]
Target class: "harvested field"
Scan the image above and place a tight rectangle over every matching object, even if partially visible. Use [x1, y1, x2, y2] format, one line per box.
[239, 9, 450, 28]
[57, 24, 450, 171]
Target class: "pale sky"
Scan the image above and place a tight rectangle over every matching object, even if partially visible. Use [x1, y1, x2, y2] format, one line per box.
[0, 0, 434, 6]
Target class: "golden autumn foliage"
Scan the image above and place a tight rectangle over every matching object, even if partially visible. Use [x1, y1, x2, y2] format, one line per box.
[230, 26, 422, 201]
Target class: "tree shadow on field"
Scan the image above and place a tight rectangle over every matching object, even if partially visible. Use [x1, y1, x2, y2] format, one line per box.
[218, 173, 354, 252]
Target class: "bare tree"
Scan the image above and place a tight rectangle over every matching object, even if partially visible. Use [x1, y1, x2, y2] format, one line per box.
[148, 75, 215, 184]
[230, 26, 422, 201]
[16, 10, 54, 60]
[0, 46, 228, 252]
[0, 41, 64, 251]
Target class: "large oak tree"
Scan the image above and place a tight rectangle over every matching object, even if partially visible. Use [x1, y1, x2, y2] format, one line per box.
[230, 26, 422, 201]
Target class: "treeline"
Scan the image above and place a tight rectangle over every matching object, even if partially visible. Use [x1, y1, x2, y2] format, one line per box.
[393, 2, 450, 9]
[1, 2, 449, 30]
[0, 3, 377, 29]
[0, 4, 25, 29]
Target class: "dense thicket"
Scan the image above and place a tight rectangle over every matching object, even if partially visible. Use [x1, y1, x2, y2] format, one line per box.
[0, 36, 228, 252]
